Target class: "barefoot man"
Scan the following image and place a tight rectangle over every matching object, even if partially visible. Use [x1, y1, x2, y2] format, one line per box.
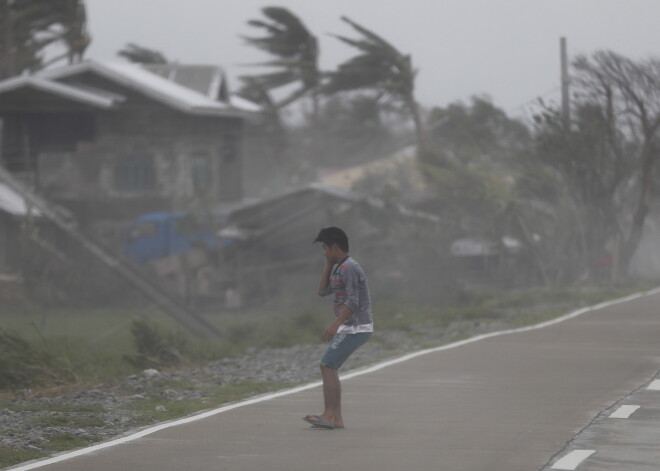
[304, 227, 373, 430]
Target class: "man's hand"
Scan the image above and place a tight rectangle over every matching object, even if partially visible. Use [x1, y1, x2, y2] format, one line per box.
[321, 322, 339, 342]
[321, 307, 353, 342]
[318, 260, 333, 296]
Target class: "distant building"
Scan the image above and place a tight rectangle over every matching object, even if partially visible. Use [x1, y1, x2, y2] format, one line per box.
[0, 60, 258, 222]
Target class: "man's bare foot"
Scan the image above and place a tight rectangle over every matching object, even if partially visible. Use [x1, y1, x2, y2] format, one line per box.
[303, 414, 344, 429]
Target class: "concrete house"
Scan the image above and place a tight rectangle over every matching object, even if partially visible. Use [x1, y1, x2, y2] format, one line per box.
[0, 60, 255, 222]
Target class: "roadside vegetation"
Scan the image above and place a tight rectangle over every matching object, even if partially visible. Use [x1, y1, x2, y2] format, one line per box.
[1, 280, 656, 396]
[0, 278, 657, 468]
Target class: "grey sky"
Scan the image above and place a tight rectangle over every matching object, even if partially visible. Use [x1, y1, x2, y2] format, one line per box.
[84, 0, 660, 116]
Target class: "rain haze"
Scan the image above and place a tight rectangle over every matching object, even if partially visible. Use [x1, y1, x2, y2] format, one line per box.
[3, 1, 660, 468]
[84, 0, 660, 113]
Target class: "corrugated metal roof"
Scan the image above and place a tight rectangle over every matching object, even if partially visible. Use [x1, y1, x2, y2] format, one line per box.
[0, 75, 117, 109]
[142, 63, 261, 113]
[143, 64, 221, 97]
[0, 182, 41, 216]
[39, 60, 246, 117]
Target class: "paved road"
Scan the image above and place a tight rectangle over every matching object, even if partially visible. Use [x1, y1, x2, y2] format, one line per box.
[14, 289, 660, 471]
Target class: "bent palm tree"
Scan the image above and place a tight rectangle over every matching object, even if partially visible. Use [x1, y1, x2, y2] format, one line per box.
[58, 0, 91, 64]
[0, 0, 90, 78]
[325, 16, 428, 154]
[241, 7, 320, 110]
[118, 43, 167, 64]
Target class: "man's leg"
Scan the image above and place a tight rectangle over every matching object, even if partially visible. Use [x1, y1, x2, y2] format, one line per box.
[304, 332, 371, 429]
[320, 365, 343, 428]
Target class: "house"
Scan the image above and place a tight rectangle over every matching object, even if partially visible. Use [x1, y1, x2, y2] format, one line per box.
[0, 60, 257, 224]
[138, 63, 273, 197]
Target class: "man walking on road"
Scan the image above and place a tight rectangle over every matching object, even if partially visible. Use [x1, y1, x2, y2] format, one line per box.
[304, 227, 373, 430]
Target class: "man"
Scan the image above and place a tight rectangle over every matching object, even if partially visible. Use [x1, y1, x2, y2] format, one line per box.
[303, 227, 373, 430]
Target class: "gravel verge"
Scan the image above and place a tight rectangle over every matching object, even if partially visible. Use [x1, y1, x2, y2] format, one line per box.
[0, 309, 576, 467]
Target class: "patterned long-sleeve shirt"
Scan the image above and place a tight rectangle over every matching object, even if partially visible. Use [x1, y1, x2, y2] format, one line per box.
[319, 257, 373, 333]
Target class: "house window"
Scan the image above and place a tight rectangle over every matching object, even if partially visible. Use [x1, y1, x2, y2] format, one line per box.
[192, 151, 212, 193]
[114, 155, 155, 191]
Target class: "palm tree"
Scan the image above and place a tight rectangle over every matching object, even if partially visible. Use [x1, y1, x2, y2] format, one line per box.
[324, 16, 428, 155]
[118, 43, 167, 64]
[240, 7, 320, 111]
[0, 0, 90, 78]
[58, 0, 91, 64]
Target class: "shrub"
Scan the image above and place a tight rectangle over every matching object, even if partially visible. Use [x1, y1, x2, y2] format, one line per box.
[0, 329, 75, 390]
[123, 320, 187, 369]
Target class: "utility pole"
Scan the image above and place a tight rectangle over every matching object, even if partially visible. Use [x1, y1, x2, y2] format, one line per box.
[560, 37, 570, 129]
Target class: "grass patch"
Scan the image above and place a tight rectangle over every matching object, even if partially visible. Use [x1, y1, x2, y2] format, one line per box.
[508, 309, 567, 328]
[0, 446, 45, 468]
[4, 403, 105, 414]
[120, 381, 295, 426]
[42, 433, 95, 452]
[1, 381, 296, 466]
[28, 415, 106, 428]
[1, 281, 657, 394]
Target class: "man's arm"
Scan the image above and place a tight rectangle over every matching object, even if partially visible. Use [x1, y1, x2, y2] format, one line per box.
[321, 306, 353, 342]
[318, 261, 333, 296]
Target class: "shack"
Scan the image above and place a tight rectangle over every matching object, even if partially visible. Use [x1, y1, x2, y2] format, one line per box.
[215, 183, 446, 305]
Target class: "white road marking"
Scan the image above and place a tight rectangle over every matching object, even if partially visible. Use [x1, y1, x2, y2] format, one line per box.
[647, 379, 660, 390]
[551, 450, 596, 470]
[11, 286, 660, 471]
[609, 405, 640, 419]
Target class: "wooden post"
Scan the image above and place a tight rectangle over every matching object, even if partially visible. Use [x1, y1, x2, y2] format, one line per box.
[560, 37, 570, 129]
[610, 233, 621, 284]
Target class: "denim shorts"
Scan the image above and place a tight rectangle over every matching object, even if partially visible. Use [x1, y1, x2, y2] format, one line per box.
[320, 332, 372, 370]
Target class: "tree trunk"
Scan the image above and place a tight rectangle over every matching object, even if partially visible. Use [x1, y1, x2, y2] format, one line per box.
[620, 148, 657, 274]
[407, 97, 428, 154]
[516, 214, 550, 285]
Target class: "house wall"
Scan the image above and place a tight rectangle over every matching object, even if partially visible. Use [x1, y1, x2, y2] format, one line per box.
[33, 73, 244, 220]
[1, 109, 96, 174]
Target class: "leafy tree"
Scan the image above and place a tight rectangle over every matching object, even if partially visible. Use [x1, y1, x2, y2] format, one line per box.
[117, 42, 167, 64]
[525, 51, 660, 280]
[0, 0, 90, 79]
[521, 99, 634, 283]
[571, 51, 660, 275]
[292, 93, 398, 167]
[414, 98, 530, 241]
[428, 96, 530, 166]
